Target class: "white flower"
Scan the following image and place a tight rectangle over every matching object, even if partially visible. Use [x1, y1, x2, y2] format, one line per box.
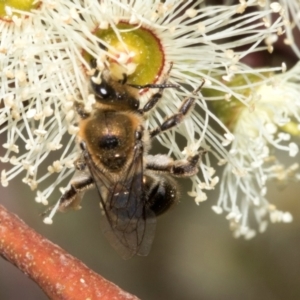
[213, 61, 300, 238]
[262, 0, 300, 58]
[1, 0, 294, 236]
[0, 1, 82, 199]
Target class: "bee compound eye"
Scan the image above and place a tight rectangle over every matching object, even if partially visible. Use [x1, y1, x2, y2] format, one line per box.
[91, 79, 115, 100]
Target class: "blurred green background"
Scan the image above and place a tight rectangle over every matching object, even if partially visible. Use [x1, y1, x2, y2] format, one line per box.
[1, 157, 300, 299]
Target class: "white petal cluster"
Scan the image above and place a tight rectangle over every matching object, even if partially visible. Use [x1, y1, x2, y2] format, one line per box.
[0, 2, 82, 201]
[1, 0, 298, 236]
[261, 1, 300, 58]
[214, 63, 300, 238]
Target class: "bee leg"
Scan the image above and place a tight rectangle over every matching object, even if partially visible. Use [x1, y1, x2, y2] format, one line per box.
[149, 81, 205, 138]
[146, 152, 205, 177]
[74, 102, 91, 119]
[132, 63, 179, 114]
[149, 96, 196, 138]
[138, 82, 176, 113]
[58, 175, 95, 212]
[41, 173, 94, 218]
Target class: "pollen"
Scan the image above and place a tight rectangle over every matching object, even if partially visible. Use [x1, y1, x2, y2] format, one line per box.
[48, 161, 63, 174]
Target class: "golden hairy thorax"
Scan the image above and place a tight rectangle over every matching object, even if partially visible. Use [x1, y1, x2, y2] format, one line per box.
[78, 109, 143, 172]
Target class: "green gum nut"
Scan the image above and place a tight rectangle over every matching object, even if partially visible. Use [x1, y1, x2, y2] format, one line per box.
[202, 74, 269, 130]
[281, 122, 300, 136]
[92, 23, 164, 85]
[0, 0, 39, 18]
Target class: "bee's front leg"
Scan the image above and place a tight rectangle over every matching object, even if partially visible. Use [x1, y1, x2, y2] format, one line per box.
[74, 101, 91, 120]
[149, 81, 205, 138]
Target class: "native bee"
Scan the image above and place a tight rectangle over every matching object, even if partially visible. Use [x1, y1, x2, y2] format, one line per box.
[44, 61, 203, 259]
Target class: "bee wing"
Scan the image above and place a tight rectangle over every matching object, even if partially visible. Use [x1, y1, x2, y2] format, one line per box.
[84, 143, 156, 259]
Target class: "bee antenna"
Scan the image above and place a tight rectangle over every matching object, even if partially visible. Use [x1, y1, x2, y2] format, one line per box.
[80, 141, 87, 151]
[119, 73, 128, 85]
[98, 41, 108, 51]
[128, 83, 180, 90]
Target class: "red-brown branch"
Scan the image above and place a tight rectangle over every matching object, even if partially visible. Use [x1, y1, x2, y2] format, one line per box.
[0, 204, 140, 300]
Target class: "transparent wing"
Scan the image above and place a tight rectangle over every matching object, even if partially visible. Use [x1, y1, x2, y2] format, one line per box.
[83, 142, 156, 259]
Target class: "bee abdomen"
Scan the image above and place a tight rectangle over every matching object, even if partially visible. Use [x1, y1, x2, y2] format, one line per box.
[144, 175, 179, 216]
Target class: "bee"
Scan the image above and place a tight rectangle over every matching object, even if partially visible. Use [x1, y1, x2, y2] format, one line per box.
[45, 61, 204, 259]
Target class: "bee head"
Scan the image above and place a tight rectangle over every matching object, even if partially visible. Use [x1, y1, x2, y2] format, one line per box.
[90, 71, 139, 111]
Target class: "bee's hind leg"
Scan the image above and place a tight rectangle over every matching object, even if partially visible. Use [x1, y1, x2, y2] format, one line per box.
[41, 170, 94, 219]
[59, 173, 95, 212]
[146, 151, 205, 178]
